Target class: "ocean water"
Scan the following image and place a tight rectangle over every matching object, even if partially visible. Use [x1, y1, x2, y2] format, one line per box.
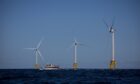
[0, 69, 140, 84]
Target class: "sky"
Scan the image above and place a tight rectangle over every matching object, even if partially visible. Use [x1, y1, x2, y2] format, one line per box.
[0, 0, 140, 69]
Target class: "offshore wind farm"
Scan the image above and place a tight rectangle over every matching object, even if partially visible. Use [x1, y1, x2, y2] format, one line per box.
[0, 0, 140, 83]
[0, 0, 140, 69]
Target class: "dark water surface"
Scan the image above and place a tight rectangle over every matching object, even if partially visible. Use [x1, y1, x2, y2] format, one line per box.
[0, 69, 140, 84]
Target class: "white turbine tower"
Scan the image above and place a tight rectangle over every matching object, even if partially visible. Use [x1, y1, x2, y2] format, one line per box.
[104, 18, 117, 70]
[72, 39, 83, 70]
[25, 39, 44, 69]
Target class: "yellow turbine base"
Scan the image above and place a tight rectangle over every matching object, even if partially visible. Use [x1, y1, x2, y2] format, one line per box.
[73, 63, 78, 70]
[109, 60, 117, 70]
[35, 64, 40, 69]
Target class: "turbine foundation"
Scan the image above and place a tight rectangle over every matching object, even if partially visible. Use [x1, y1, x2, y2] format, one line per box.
[73, 63, 78, 70]
[109, 60, 116, 70]
[35, 64, 40, 69]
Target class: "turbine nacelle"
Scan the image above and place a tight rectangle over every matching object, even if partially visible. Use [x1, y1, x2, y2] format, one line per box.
[103, 18, 116, 33]
[109, 27, 115, 33]
[73, 39, 84, 47]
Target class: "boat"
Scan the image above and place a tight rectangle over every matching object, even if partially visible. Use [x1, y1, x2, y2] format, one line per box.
[44, 64, 61, 70]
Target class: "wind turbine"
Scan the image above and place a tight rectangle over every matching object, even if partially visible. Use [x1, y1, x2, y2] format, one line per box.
[104, 18, 117, 70]
[72, 39, 83, 70]
[25, 39, 44, 69]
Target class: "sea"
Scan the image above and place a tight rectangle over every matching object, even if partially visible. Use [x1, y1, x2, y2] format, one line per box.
[0, 69, 140, 84]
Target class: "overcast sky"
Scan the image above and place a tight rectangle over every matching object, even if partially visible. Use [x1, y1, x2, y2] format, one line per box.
[0, 0, 140, 69]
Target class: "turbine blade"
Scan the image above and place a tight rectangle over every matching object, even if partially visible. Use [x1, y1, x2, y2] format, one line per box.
[37, 50, 45, 63]
[79, 43, 85, 46]
[37, 38, 44, 49]
[74, 38, 78, 43]
[103, 19, 109, 29]
[80, 43, 90, 48]
[111, 17, 115, 28]
[78, 42, 85, 46]
[24, 48, 35, 50]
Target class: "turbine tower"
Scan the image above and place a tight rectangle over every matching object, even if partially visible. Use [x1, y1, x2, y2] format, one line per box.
[72, 39, 82, 70]
[104, 19, 117, 70]
[25, 39, 44, 69]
